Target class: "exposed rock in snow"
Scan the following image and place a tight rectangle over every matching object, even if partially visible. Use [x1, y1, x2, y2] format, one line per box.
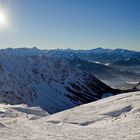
[101, 92, 113, 98]
[134, 82, 140, 90]
[0, 92, 140, 140]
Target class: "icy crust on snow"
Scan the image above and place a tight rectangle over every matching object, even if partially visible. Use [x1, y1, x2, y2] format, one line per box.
[0, 92, 140, 140]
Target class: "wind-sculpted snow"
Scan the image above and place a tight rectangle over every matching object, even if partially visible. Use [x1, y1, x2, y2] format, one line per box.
[0, 53, 118, 113]
[0, 103, 48, 118]
[0, 92, 140, 140]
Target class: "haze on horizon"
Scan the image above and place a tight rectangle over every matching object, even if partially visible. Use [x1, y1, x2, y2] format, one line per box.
[0, 0, 139, 51]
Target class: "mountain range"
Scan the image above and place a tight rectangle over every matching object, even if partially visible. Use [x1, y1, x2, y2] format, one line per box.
[0, 47, 139, 114]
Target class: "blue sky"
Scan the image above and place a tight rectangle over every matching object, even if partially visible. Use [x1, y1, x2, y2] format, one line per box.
[0, 0, 140, 50]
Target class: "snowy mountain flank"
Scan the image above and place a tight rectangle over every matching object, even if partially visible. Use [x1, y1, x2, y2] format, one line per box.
[0, 48, 123, 114]
[45, 48, 140, 89]
[0, 91, 140, 140]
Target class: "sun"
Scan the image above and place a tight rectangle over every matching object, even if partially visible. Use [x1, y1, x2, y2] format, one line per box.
[0, 13, 5, 23]
[0, 10, 8, 30]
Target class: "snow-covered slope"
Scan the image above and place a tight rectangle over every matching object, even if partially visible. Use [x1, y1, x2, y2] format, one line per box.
[0, 92, 140, 140]
[0, 51, 119, 114]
